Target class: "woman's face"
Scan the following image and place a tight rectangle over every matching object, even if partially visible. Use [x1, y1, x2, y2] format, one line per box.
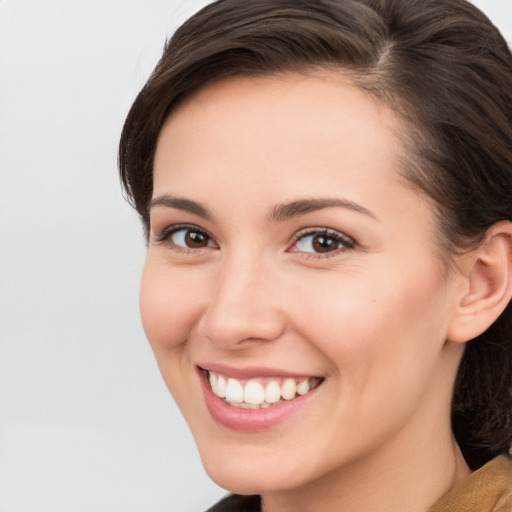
[141, 73, 466, 493]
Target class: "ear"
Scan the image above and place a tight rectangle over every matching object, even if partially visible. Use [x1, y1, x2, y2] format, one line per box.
[447, 221, 512, 343]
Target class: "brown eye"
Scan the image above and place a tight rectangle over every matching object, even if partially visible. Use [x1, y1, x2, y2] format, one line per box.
[169, 227, 214, 249]
[293, 229, 354, 256]
[311, 235, 338, 253]
[184, 230, 210, 247]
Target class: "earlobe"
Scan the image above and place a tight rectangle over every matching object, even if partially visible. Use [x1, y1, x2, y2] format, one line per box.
[447, 221, 512, 343]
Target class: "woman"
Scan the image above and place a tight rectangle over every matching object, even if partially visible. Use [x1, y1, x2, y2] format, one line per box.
[119, 0, 512, 510]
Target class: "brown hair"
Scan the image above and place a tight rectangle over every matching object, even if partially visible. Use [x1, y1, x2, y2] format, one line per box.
[119, 0, 512, 469]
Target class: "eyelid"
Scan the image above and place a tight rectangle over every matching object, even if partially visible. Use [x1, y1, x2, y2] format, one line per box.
[154, 223, 217, 248]
[288, 227, 356, 256]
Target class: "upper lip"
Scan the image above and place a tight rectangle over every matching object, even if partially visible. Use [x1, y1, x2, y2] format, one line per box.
[197, 362, 322, 380]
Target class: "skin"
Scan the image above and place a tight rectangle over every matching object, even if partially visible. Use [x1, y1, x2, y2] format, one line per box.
[141, 73, 473, 512]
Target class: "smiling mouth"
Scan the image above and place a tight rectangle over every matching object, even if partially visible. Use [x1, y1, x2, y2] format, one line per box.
[203, 370, 324, 409]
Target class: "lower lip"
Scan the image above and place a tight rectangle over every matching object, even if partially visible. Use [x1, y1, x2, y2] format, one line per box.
[199, 370, 322, 432]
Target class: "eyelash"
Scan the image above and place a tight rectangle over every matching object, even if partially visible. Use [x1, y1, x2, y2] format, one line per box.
[288, 228, 355, 259]
[155, 224, 216, 253]
[154, 224, 355, 258]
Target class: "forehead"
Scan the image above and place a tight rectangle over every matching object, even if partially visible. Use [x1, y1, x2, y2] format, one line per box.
[153, 72, 408, 192]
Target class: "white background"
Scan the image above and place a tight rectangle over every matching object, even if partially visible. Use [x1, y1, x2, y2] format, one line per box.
[1, 1, 511, 511]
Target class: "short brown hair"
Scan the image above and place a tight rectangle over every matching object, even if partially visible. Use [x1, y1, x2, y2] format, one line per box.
[119, 0, 512, 469]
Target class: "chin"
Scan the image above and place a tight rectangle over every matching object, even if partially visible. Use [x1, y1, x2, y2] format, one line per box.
[203, 462, 291, 495]
[197, 440, 319, 495]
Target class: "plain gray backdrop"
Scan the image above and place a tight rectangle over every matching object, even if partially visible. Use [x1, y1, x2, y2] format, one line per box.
[1, 1, 511, 511]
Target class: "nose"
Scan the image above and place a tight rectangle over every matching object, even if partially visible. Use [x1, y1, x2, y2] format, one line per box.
[197, 253, 287, 348]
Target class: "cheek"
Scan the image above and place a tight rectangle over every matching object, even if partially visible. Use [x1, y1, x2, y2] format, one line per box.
[139, 258, 204, 354]
[292, 267, 454, 451]
[139, 259, 211, 416]
[295, 262, 451, 383]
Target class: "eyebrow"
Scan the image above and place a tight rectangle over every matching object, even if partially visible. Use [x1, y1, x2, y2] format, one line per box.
[149, 194, 212, 219]
[269, 198, 379, 222]
[149, 194, 378, 223]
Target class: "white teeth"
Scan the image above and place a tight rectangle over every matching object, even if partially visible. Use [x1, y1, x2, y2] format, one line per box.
[244, 381, 265, 405]
[239, 402, 260, 409]
[217, 376, 227, 397]
[225, 378, 244, 403]
[281, 378, 297, 400]
[264, 381, 281, 404]
[210, 373, 227, 398]
[297, 379, 310, 395]
[209, 372, 218, 391]
[207, 371, 321, 408]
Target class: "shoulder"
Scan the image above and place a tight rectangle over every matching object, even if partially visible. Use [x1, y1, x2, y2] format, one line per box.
[428, 455, 512, 512]
[489, 456, 512, 512]
[206, 494, 261, 512]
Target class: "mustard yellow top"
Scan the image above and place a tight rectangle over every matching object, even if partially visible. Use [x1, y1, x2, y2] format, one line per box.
[428, 455, 512, 512]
